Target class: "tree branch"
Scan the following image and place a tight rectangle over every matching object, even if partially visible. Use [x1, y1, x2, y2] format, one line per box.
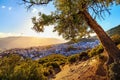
[22, 0, 52, 9]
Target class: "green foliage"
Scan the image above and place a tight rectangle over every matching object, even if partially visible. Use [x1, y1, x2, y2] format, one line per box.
[0, 46, 118, 80]
[32, 13, 55, 32]
[108, 61, 120, 80]
[107, 25, 120, 36]
[0, 54, 47, 80]
[38, 54, 67, 66]
[68, 54, 79, 64]
[31, 0, 103, 41]
[79, 52, 89, 61]
[44, 62, 60, 69]
[88, 44, 104, 57]
[38, 54, 66, 75]
[111, 34, 120, 45]
[43, 70, 50, 76]
[12, 61, 46, 80]
[68, 51, 89, 64]
[0, 54, 22, 80]
[23, 0, 120, 42]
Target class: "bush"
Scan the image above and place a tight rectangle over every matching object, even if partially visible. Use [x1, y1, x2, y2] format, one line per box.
[48, 68, 54, 74]
[79, 52, 89, 61]
[44, 62, 61, 75]
[111, 34, 120, 45]
[68, 52, 89, 64]
[88, 44, 104, 57]
[68, 54, 79, 64]
[0, 54, 48, 80]
[38, 59, 48, 64]
[108, 61, 120, 80]
[43, 70, 50, 76]
[38, 54, 67, 66]
[96, 44, 104, 53]
[37, 54, 67, 77]
[88, 48, 96, 57]
[45, 62, 60, 69]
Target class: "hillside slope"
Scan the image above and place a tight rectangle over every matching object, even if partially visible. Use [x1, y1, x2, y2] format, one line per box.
[53, 57, 106, 80]
[107, 25, 120, 36]
[0, 36, 65, 50]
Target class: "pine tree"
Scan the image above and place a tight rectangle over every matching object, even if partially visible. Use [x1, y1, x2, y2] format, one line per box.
[22, 0, 120, 79]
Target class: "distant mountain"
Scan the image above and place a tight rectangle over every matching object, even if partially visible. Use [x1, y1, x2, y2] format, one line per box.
[0, 39, 99, 59]
[0, 25, 119, 59]
[0, 48, 2, 52]
[107, 25, 120, 36]
[80, 25, 120, 41]
[0, 36, 65, 50]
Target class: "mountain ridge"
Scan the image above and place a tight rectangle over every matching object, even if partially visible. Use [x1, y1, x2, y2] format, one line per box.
[0, 36, 65, 50]
[107, 25, 120, 36]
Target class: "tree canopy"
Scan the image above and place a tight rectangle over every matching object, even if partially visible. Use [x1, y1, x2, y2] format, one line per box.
[21, 0, 120, 79]
[22, 0, 120, 41]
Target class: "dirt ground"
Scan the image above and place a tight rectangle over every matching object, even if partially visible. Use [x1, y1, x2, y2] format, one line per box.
[52, 57, 107, 80]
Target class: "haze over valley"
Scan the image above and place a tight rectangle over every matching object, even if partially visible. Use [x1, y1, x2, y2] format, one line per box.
[0, 36, 65, 50]
[0, 0, 120, 80]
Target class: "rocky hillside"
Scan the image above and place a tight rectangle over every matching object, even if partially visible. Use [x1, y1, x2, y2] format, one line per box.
[53, 57, 106, 80]
[107, 25, 120, 36]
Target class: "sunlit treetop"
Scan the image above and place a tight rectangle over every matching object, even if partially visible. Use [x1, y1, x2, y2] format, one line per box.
[22, 0, 120, 42]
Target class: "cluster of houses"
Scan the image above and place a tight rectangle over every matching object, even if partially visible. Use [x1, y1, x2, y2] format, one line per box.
[0, 40, 99, 60]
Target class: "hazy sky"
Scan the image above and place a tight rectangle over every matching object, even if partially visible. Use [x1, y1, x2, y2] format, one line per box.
[0, 0, 120, 39]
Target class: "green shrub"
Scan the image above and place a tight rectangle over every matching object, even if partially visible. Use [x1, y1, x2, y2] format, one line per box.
[68, 52, 90, 64]
[111, 34, 120, 45]
[38, 54, 67, 66]
[96, 44, 104, 53]
[59, 61, 66, 65]
[88, 48, 96, 57]
[51, 62, 60, 68]
[38, 58, 48, 64]
[0, 54, 48, 80]
[88, 44, 104, 57]
[37, 54, 67, 77]
[108, 61, 120, 80]
[43, 70, 50, 76]
[68, 54, 79, 64]
[48, 68, 54, 74]
[79, 52, 89, 61]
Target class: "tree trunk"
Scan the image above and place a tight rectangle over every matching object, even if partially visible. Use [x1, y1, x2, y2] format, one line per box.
[82, 10, 120, 65]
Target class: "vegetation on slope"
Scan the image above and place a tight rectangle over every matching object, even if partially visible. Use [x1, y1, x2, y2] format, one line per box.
[0, 31, 120, 80]
[0, 54, 67, 80]
[0, 44, 106, 80]
[107, 25, 120, 36]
